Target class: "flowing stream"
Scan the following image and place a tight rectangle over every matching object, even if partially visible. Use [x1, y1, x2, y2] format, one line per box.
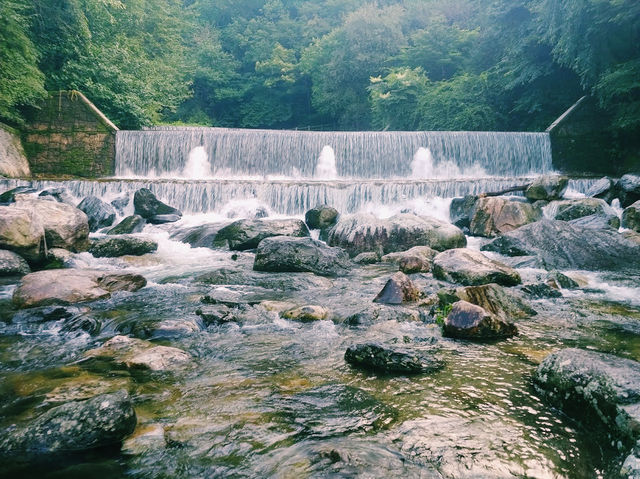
[0, 128, 637, 479]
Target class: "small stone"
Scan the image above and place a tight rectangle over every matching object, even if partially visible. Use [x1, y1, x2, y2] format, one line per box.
[443, 300, 518, 340]
[282, 305, 329, 322]
[373, 271, 423, 304]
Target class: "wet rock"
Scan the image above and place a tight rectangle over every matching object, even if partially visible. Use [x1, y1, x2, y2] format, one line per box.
[215, 218, 309, 251]
[344, 343, 443, 374]
[108, 215, 146, 235]
[110, 194, 130, 214]
[282, 305, 329, 322]
[196, 267, 333, 291]
[11, 305, 90, 325]
[546, 270, 578, 289]
[0, 249, 30, 277]
[432, 248, 521, 286]
[305, 205, 339, 230]
[149, 318, 202, 339]
[98, 273, 147, 293]
[399, 254, 431, 274]
[623, 201, 640, 232]
[327, 213, 466, 258]
[254, 236, 350, 277]
[552, 197, 616, 222]
[443, 300, 518, 340]
[14, 197, 90, 253]
[521, 283, 562, 298]
[169, 223, 226, 247]
[524, 174, 569, 201]
[89, 235, 158, 258]
[449, 195, 478, 229]
[568, 213, 620, 230]
[373, 271, 423, 304]
[533, 348, 640, 441]
[353, 252, 380, 264]
[0, 391, 136, 456]
[621, 446, 640, 479]
[12, 269, 146, 309]
[196, 304, 237, 325]
[585, 177, 616, 203]
[38, 188, 75, 205]
[618, 174, 640, 207]
[45, 248, 73, 268]
[438, 283, 535, 320]
[149, 213, 181, 224]
[482, 219, 640, 271]
[381, 245, 437, 264]
[0, 186, 36, 204]
[77, 196, 116, 232]
[0, 206, 44, 263]
[470, 197, 541, 237]
[133, 188, 182, 221]
[343, 305, 422, 325]
[85, 335, 191, 372]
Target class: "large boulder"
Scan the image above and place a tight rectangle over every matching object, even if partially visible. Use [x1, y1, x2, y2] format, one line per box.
[108, 215, 146, 235]
[482, 219, 640, 271]
[567, 213, 620, 230]
[344, 343, 444, 374]
[449, 195, 478, 229]
[623, 201, 640, 232]
[12, 269, 147, 309]
[525, 175, 568, 201]
[215, 218, 309, 251]
[0, 249, 30, 277]
[533, 348, 640, 441]
[374, 271, 423, 304]
[85, 335, 191, 372]
[438, 283, 535, 320]
[78, 196, 117, 232]
[133, 188, 182, 223]
[14, 198, 90, 252]
[618, 174, 640, 207]
[469, 197, 541, 237]
[0, 391, 136, 456]
[254, 236, 350, 277]
[432, 248, 521, 286]
[89, 235, 158, 258]
[443, 300, 518, 340]
[327, 213, 466, 258]
[0, 126, 31, 178]
[0, 206, 44, 263]
[305, 205, 339, 230]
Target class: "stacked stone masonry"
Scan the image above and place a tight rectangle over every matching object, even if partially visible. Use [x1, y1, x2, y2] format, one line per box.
[23, 91, 118, 178]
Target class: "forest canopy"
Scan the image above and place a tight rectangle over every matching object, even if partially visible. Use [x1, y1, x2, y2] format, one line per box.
[1, 0, 638, 134]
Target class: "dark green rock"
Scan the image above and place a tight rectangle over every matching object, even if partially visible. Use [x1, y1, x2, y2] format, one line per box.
[305, 205, 339, 230]
[0, 391, 136, 456]
[345, 343, 443, 374]
[108, 215, 146, 235]
[133, 188, 181, 220]
[89, 235, 158, 258]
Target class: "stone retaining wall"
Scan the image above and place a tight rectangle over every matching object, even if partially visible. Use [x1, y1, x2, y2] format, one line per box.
[23, 91, 118, 178]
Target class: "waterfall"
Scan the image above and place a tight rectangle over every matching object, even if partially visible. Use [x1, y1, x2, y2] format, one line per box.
[0, 178, 596, 218]
[115, 127, 553, 179]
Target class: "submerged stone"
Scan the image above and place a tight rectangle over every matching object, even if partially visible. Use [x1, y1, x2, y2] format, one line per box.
[344, 343, 443, 374]
[0, 391, 136, 456]
[282, 305, 329, 322]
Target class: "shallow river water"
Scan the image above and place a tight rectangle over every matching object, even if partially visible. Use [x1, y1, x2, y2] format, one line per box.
[1, 213, 640, 479]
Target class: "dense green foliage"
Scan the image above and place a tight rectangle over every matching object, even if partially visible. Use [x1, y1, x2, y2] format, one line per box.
[0, 0, 638, 135]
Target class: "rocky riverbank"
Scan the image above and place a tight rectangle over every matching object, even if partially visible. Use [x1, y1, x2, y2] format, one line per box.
[1, 174, 640, 478]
